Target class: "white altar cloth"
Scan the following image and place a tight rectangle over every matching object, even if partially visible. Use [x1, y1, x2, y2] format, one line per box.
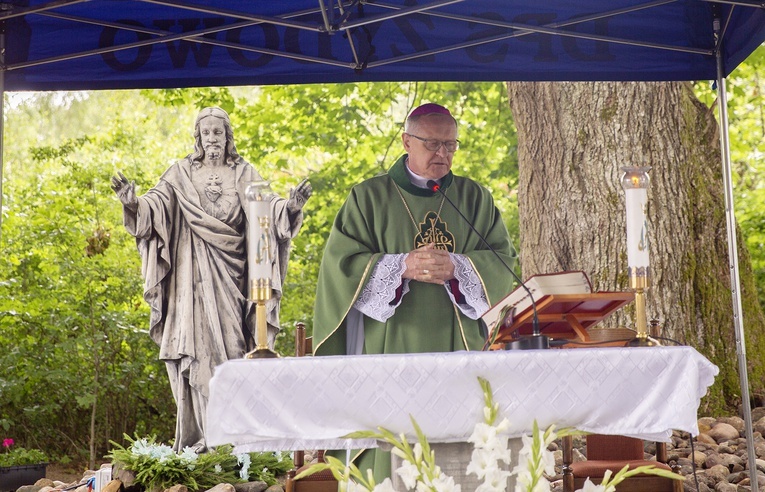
[206, 346, 717, 453]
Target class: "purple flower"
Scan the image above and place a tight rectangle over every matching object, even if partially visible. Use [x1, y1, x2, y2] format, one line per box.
[2, 439, 14, 449]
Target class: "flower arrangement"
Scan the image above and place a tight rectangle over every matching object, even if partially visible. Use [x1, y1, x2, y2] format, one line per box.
[296, 377, 684, 492]
[296, 416, 456, 492]
[0, 438, 48, 468]
[107, 435, 293, 491]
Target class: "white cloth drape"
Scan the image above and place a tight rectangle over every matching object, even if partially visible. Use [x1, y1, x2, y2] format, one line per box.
[206, 346, 718, 453]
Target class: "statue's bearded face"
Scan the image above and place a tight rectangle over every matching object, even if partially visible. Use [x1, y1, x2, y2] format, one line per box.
[198, 116, 227, 160]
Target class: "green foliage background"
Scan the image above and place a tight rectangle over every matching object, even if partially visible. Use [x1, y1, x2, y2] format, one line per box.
[0, 82, 517, 466]
[0, 44, 763, 467]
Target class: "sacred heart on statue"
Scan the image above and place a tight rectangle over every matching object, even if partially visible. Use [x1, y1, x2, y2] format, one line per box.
[205, 173, 223, 203]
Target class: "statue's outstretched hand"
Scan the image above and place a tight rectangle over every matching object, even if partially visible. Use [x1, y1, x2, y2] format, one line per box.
[111, 171, 138, 211]
[287, 178, 312, 214]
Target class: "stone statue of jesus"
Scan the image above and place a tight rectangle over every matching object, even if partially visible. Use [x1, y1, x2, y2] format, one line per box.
[111, 107, 311, 451]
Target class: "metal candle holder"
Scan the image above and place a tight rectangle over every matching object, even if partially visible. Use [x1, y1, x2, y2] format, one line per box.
[245, 180, 278, 359]
[621, 166, 658, 347]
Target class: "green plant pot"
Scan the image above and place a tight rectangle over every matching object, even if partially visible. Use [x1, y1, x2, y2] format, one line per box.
[0, 464, 47, 492]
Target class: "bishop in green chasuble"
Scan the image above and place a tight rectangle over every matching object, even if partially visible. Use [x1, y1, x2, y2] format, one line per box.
[313, 155, 516, 356]
[312, 104, 516, 484]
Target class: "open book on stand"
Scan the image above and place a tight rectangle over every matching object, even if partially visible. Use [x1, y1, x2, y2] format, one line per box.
[481, 271, 634, 344]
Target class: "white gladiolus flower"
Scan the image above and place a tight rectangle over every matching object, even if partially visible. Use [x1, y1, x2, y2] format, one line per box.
[371, 478, 397, 492]
[540, 447, 556, 476]
[576, 478, 612, 492]
[344, 480, 370, 492]
[474, 467, 511, 492]
[287, 378, 603, 492]
[430, 474, 462, 492]
[415, 481, 431, 492]
[467, 448, 501, 479]
[468, 423, 498, 448]
[530, 480, 552, 492]
[391, 446, 408, 460]
[413, 443, 423, 462]
[494, 418, 510, 433]
[395, 459, 421, 489]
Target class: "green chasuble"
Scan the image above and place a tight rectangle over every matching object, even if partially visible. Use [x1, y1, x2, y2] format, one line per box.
[314, 155, 516, 357]
[312, 155, 517, 482]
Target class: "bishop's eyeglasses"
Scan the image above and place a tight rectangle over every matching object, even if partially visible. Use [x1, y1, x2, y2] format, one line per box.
[405, 133, 460, 153]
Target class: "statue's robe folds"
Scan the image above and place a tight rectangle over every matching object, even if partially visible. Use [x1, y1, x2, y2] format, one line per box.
[313, 155, 516, 479]
[122, 158, 301, 450]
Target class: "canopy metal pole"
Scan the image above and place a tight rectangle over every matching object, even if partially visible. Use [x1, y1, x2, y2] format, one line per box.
[0, 24, 5, 240]
[715, 22, 760, 492]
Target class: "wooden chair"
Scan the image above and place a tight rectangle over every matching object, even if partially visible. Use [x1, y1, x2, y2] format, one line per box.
[560, 325, 682, 491]
[284, 323, 339, 492]
[562, 433, 682, 492]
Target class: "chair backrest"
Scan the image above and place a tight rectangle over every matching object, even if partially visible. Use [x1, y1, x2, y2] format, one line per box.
[295, 322, 312, 356]
[585, 434, 644, 461]
[286, 323, 338, 492]
[292, 323, 310, 469]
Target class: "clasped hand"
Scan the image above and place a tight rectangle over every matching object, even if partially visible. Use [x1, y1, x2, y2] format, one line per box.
[403, 243, 455, 284]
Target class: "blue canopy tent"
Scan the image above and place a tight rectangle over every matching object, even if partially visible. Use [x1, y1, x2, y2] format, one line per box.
[3, 0, 765, 88]
[2, 1, 765, 488]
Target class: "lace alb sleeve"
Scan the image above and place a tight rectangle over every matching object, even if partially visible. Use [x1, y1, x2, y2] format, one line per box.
[353, 253, 410, 322]
[447, 253, 489, 319]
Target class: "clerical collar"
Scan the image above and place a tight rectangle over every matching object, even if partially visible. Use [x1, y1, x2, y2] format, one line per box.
[388, 154, 453, 197]
[404, 159, 440, 190]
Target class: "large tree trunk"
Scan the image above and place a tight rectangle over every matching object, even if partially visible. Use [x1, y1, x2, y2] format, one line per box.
[506, 81, 765, 413]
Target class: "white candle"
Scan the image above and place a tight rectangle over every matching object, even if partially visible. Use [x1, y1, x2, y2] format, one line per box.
[621, 167, 651, 272]
[625, 187, 649, 268]
[246, 183, 272, 283]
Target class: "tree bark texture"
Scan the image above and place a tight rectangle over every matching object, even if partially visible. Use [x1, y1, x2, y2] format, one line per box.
[506, 81, 764, 413]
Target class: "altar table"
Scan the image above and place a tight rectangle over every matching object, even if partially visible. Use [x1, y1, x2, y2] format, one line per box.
[205, 346, 718, 453]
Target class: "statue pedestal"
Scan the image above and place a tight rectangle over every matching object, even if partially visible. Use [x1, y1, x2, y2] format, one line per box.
[389, 438, 522, 491]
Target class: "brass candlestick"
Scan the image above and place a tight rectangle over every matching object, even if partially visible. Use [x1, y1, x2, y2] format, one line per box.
[621, 166, 659, 347]
[246, 277, 278, 359]
[627, 267, 657, 347]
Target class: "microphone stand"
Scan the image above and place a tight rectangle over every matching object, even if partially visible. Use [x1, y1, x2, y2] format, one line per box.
[427, 180, 549, 350]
